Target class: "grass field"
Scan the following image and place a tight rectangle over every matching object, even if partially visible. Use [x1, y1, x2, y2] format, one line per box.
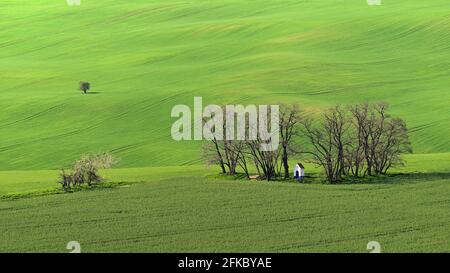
[0, 0, 449, 252]
[1, 154, 450, 252]
[1, 159, 450, 252]
[0, 0, 449, 169]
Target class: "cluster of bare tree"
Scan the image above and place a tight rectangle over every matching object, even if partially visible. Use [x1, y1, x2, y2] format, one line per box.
[203, 102, 411, 183]
[202, 104, 301, 181]
[58, 153, 117, 190]
[302, 102, 411, 183]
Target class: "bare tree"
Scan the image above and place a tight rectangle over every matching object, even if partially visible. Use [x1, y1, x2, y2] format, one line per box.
[348, 102, 411, 176]
[202, 141, 226, 174]
[203, 138, 250, 177]
[234, 141, 250, 179]
[300, 106, 350, 183]
[223, 139, 240, 175]
[243, 107, 283, 181]
[202, 109, 227, 174]
[347, 103, 370, 176]
[247, 138, 281, 181]
[279, 104, 301, 178]
[324, 105, 351, 178]
[344, 136, 366, 177]
[366, 102, 389, 176]
[374, 117, 412, 174]
[202, 106, 246, 176]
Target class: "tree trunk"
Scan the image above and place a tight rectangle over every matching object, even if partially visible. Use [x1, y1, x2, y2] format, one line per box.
[282, 146, 289, 179]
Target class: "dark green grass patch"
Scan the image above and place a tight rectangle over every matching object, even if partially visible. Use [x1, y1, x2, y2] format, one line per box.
[1, 172, 450, 253]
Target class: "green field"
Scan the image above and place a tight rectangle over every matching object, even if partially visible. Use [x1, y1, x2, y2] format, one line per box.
[1, 0, 449, 252]
[2, 156, 450, 252]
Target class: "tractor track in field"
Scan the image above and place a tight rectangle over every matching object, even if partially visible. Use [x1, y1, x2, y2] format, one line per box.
[5, 38, 77, 58]
[0, 92, 183, 154]
[0, 103, 67, 129]
[409, 121, 441, 133]
[0, 77, 59, 94]
[272, 220, 450, 252]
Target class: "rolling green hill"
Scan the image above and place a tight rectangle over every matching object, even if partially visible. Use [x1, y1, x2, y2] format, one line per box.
[0, 0, 449, 170]
[0, 0, 449, 253]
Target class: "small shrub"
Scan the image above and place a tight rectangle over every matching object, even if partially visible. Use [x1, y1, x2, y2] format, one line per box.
[58, 153, 118, 190]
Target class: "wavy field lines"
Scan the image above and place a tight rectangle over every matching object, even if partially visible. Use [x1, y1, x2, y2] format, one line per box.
[0, 0, 448, 170]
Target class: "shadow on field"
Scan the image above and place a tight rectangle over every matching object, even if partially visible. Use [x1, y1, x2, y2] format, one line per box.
[340, 172, 450, 185]
[207, 172, 450, 185]
[86, 92, 101, 95]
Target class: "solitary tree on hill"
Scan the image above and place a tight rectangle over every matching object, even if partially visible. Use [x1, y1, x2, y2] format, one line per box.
[79, 81, 90, 94]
